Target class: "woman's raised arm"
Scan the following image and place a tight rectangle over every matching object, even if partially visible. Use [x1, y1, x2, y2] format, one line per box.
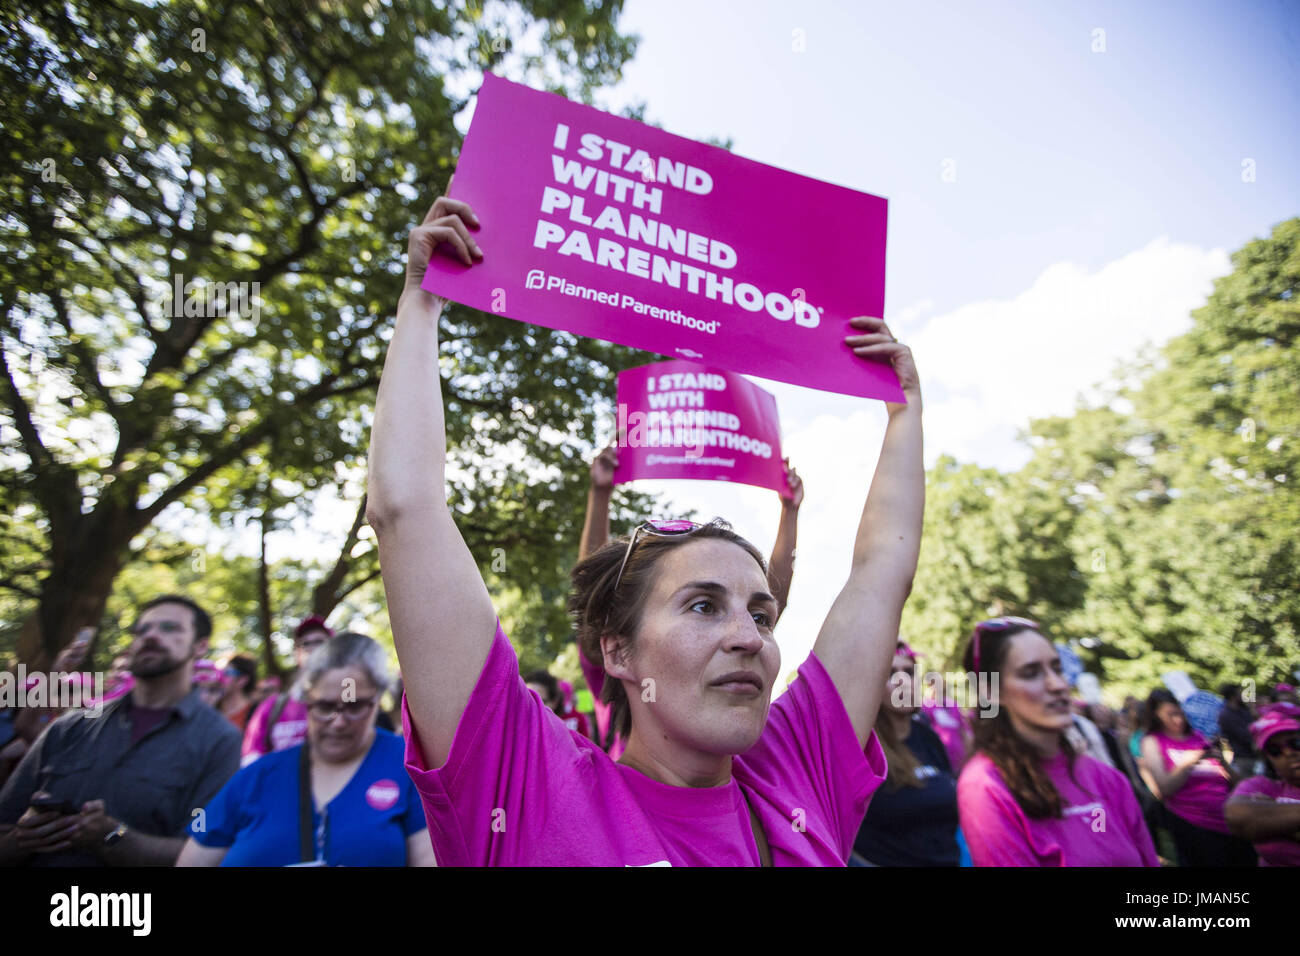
[367, 191, 496, 768]
[813, 316, 924, 749]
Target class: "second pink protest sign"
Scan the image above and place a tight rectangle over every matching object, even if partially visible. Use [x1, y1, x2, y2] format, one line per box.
[423, 73, 900, 402]
[612, 361, 785, 493]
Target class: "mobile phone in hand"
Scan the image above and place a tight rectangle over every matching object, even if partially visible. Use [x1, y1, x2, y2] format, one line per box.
[29, 794, 81, 815]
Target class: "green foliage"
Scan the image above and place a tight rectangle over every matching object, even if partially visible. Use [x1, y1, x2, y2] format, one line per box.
[0, 0, 654, 664]
[903, 218, 1300, 699]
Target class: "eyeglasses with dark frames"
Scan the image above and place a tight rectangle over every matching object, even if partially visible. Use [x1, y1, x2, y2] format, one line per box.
[307, 698, 377, 721]
[1264, 735, 1300, 758]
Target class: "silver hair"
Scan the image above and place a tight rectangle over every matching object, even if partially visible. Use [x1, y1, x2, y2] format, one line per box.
[293, 631, 393, 699]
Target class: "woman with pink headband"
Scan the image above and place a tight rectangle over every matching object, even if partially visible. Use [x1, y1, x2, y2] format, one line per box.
[956, 617, 1158, 866]
[367, 189, 924, 865]
[1224, 703, 1300, 866]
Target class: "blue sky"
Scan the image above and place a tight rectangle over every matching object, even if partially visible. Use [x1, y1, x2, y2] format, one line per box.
[572, 0, 1300, 675]
[603, 0, 1298, 318]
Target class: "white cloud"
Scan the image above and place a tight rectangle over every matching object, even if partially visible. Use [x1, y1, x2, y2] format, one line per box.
[649, 236, 1231, 688]
[911, 236, 1230, 469]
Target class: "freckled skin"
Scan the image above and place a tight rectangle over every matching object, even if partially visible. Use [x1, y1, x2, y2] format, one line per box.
[612, 539, 781, 759]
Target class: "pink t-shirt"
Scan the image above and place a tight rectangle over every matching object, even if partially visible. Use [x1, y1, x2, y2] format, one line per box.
[240, 694, 308, 765]
[578, 646, 623, 758]
[1150, 731, 1232, 834]
[957, 751, 1158, 867]
[1228, 776, 1300, 867]
[403, 622, 886, 866]
[922, 703, 970, 774]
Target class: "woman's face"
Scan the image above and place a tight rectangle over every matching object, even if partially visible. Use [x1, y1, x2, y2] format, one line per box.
[1263, 734, 1300, 786]
[996, 631, 1073, 738]
[885, 651, 918, 715]
[609, 538, 780, 756]
[1155, 702, 1188, 736]
[306, 666, 379, 763]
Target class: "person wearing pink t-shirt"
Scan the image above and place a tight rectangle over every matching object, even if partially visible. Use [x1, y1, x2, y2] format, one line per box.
[576, 445, 805, 755]
[1140, 688, 1255, 866]
[955, 618, 1158, 867]
[367, 189, 924, 865]
[239, 616, 332, 766]
[1225, 703, 1300, 866]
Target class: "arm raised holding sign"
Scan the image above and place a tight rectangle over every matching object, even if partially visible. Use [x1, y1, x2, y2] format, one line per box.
[367, 192, 491, 768]
[372, 192, 925, 865]
[813, 318, 924, 749]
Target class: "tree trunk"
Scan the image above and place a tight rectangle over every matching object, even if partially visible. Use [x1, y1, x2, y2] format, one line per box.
[310, 494, 370, 619]
[16, 498, 135, 669]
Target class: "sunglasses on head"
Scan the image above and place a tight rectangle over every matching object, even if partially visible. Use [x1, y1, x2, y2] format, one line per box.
[604, 520, 702, 629]
[972, 616, 1039, 673]
[1264, 735, 1300, 758]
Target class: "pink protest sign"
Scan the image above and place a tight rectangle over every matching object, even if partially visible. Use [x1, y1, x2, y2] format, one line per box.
[422, 73, 900, 402]
[612, 361, 785, 493]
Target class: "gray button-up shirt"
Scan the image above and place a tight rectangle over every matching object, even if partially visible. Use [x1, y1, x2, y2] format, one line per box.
[0, 688, 241, 866]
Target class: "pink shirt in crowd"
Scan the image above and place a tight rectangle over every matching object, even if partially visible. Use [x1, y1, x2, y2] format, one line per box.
[1228, 776, 1300, 867]
[240, 695, 308, 765]
[1149, 730, 1233, 834]
[577, 646, 623, 759]
[958, 751, 1159, 866]
[402, 621, 886, 866]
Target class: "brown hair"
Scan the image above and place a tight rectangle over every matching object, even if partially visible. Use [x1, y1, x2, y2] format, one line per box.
[961, 621, 1078, 818]
[567, 519, 767, 744]
[879, 642, 923, 790]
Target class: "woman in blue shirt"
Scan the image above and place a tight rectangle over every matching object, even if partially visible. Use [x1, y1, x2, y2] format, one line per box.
[177, 632, 433, 867]
[852, 641, 960, 866]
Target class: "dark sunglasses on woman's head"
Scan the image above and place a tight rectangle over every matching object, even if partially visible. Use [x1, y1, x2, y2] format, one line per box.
[971, 616, 1039, 673]
[1264, 735, 1300, 758]
[604, 520, 702, 630]
[611, 520, 702, 595]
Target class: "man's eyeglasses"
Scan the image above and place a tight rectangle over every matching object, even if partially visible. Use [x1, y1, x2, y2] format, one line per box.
[307, 698, 377, 721]
[130, 620, 185, 637]
[972, 616, 1039, 673]
[1264, 735, 1300, 758]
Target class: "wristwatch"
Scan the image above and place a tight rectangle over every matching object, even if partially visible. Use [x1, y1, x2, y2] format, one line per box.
[102, 822, 127, 848]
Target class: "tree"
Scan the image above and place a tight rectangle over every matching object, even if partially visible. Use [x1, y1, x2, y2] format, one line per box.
[0, 0, 650, 666]
[902, 218, 1300, 698]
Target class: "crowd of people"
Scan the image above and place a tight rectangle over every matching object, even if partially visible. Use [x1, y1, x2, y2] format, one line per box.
[1, 192, 1296, 867]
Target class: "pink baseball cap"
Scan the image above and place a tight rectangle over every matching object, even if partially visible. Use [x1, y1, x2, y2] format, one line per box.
[1250, 703, 1300, 752]
[295, 615, 334, 640]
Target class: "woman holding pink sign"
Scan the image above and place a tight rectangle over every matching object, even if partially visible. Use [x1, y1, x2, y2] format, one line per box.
[368, 188, 924, 865]
[578, 445, 805, 753]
